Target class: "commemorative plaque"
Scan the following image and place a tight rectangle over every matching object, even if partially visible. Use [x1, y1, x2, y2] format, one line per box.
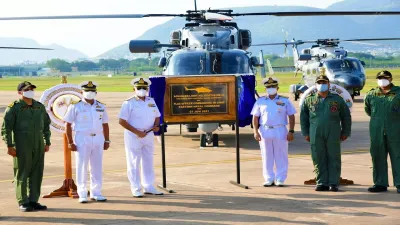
[164, 75, 236, 123]
[170, 83, 228, 115]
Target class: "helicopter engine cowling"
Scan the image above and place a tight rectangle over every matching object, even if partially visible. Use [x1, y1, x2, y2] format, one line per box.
[129, 40, 161, 53]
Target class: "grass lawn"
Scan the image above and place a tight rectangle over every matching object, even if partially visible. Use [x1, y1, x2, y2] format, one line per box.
[0, 69, 399, 93]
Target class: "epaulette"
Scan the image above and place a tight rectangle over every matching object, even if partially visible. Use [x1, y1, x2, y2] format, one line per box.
[71, 100, 81, 104]
[96, 100, 106, 105]
[125, 96, 137, 101]
[366, 88, 376, 95]
[7, 100, 18, 108]
[279, 95, 288, 99]
[305, 93, 315, 98]
[34, 100, 44, 105]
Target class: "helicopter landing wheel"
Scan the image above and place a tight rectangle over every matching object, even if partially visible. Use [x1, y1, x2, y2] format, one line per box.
[200, 134, 206, 147]
[294, 93, 300, 101]
[212, 134, 219, 147]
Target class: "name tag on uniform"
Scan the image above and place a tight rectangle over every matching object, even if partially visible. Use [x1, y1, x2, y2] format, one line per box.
[148, 103, 156, 107]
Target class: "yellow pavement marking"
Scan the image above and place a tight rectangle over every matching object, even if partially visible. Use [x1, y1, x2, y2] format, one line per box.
[0, 149, 368, 183]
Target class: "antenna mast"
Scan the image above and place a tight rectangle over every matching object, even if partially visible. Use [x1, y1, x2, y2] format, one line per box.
[194, 0, 197, 11]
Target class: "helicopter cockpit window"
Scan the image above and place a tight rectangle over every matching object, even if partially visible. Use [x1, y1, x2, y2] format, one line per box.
[324, 59, 363, 73]
[165, 52, 205, 75]
[210, 52, 250, 74]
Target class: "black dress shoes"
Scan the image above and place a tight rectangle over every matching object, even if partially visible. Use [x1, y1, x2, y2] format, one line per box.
[329, 185, 339, 192]
[30, 202, 48, 210]
[367, 185, 387, 193]
[315, 185, 329, 191]
[19, 204, 33, 212]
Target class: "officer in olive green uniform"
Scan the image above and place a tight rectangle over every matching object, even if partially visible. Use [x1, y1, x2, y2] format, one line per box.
[1, 81, 51, 212]
[300, 75, 352, 192]
[364, 70, 400, 194]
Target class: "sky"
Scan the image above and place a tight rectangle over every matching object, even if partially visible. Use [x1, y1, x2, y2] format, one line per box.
[0, 0, 343, 57]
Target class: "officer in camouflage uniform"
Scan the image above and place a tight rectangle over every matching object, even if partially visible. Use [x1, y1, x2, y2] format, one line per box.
[1, 81, 51, 212]
[364, 70, 400, 194]
[300, 75, 351, 192]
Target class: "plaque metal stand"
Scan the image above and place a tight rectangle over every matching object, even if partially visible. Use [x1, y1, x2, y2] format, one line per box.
[157, 75, 248, 192]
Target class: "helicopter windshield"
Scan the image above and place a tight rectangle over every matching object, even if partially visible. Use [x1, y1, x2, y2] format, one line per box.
[165, 51, 205, 75]
[324, 58, 363, 73]
[164, 50, 251, 75]
[210, 52, 250, 74]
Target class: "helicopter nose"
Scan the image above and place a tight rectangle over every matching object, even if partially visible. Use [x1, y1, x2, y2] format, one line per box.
[336, 75, 364, 89]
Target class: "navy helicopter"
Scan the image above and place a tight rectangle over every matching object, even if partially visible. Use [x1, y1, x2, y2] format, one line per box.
[1, 1, 400, 146]
[255, 37, 400, 100]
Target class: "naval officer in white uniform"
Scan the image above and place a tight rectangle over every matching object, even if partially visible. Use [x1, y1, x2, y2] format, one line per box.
[118, 77, 163, 197]
[251, 77, 296, 187]
[64, 81, 110, 203]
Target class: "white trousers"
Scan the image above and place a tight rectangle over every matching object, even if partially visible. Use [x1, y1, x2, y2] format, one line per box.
[124, 131, 155, 193]
[74, 131, 104, 198]
[259, 126, 289, 183]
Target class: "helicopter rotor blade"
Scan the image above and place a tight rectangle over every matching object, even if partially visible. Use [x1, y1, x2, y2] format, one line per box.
[345, 41, 390, 47]
[204, 12, 233, 21]
[252, 40, 313, 46]
[0, 14, 186, 21]
[231, 11, 400, 17]
[0, 47, 53, 50]
[341, 38, 400, 42]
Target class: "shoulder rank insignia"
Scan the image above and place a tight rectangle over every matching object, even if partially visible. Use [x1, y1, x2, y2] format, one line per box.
[279, 95, 288, 98]
[125, 96, 137, 101]
[96, 100, 105, 105]
[7, 101, 17, 108]
[70, 100, 80, 105]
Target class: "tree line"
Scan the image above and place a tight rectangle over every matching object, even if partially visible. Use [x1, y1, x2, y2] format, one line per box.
[46, 58, 162, 73]
[43, 53, 400, 73]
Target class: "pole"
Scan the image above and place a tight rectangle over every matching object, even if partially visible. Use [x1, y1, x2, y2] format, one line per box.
[229, 75, 248, 189]
[63, 133, 72, 179]
[235, 119, 240, 184]
[157, 123, 174, 193]
[161, 124, 166, 188]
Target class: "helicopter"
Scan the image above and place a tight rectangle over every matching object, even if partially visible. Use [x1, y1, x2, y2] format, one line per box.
[1, 1, 400, 146]
[255, 37, 400, 101]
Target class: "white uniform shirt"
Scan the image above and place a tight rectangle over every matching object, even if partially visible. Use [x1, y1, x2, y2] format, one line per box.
[118, 96, 161, 131]
[64, 99, 109, 132]
[251, 95, 297, 126]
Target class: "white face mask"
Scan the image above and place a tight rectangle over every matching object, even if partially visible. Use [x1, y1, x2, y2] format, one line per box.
[22, 90, 35, 99]
[378, 79, 390, 88]
[266, 88, 277, 95]
[136, 89, 147, 97]
[83, 91, 96, 100]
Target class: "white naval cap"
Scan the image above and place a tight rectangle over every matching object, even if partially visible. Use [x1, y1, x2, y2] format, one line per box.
[131, 77, 151, 86]
[79, 81, 99, 91]
[261, 77, 279, 88]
